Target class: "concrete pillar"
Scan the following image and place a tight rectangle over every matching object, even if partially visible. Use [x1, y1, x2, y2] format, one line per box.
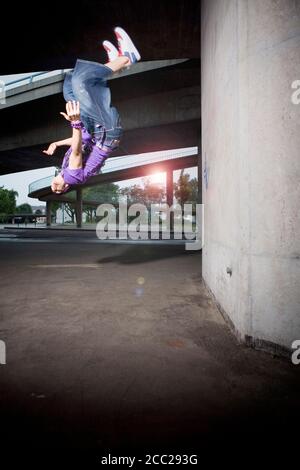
[75, 188, 82, 228]
[46, 200, 52, 227]
[166, 168, 174, 230]
[201, 0, 300, 354]
[197, 134, 202, 204]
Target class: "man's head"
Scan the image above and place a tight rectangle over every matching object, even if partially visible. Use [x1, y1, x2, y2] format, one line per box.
[51, 174, 70, 194]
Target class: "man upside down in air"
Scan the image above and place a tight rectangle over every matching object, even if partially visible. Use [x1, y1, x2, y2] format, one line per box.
[42, 27, 141, 194]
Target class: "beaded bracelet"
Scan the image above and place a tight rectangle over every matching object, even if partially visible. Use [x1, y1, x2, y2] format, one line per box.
[70, 120, 83, 129]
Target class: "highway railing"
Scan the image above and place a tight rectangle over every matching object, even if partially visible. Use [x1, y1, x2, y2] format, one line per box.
[28, 175, 55, 194]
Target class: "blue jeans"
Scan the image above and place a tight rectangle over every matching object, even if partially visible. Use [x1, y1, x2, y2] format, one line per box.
[63, 59, 123, 152]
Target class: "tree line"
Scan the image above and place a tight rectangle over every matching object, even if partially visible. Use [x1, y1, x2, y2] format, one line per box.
[0, 171, 198, 224]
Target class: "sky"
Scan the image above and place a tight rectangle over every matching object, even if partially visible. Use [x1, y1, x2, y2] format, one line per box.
[0, 167, 56, 206]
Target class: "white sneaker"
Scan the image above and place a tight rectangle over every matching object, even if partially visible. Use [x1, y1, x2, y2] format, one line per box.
[114, 27, 141, 64]
[102, 40, 119, 62]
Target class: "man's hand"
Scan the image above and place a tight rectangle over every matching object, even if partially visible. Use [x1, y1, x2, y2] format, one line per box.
[60, 101, 80, 122]
[43, 142, 57, 156]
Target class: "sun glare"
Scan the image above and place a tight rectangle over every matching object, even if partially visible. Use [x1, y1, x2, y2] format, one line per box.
[148, 172, 165, 185]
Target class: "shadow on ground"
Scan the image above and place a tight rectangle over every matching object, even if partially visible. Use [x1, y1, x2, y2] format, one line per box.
[97, 245, 196, 264]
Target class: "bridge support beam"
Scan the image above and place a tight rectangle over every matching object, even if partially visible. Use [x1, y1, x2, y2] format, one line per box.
[76, 188, 83, 228]
[166, 169, 174, 231]
[46, 200, 52, 227]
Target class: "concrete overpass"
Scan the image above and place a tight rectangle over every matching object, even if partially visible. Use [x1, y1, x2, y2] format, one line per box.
[0, 58, 200, 175]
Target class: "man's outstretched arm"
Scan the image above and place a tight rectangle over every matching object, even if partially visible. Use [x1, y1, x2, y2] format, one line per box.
[43, 138, 73, 156]
[60, 101, 83, 169]
[56, 138, 73, 147]
[68, 126, 83, 169]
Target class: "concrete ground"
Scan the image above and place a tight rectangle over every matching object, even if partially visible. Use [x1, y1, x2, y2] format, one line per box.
[0, 229, 299, 464]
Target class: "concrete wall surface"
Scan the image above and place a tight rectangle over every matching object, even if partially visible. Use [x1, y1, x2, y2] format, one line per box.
[201, 0, 300, 352]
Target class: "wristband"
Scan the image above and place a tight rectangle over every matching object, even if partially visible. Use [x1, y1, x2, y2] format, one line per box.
[70, 120, 83, 129]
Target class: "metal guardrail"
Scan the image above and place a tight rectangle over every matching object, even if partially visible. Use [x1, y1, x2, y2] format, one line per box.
[5, 72, 49, 87]
[102, 147, 198, 173]
[4, 70, 69, 90]
[28, 175, 54, 194]
[1, 69, 72, 110]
